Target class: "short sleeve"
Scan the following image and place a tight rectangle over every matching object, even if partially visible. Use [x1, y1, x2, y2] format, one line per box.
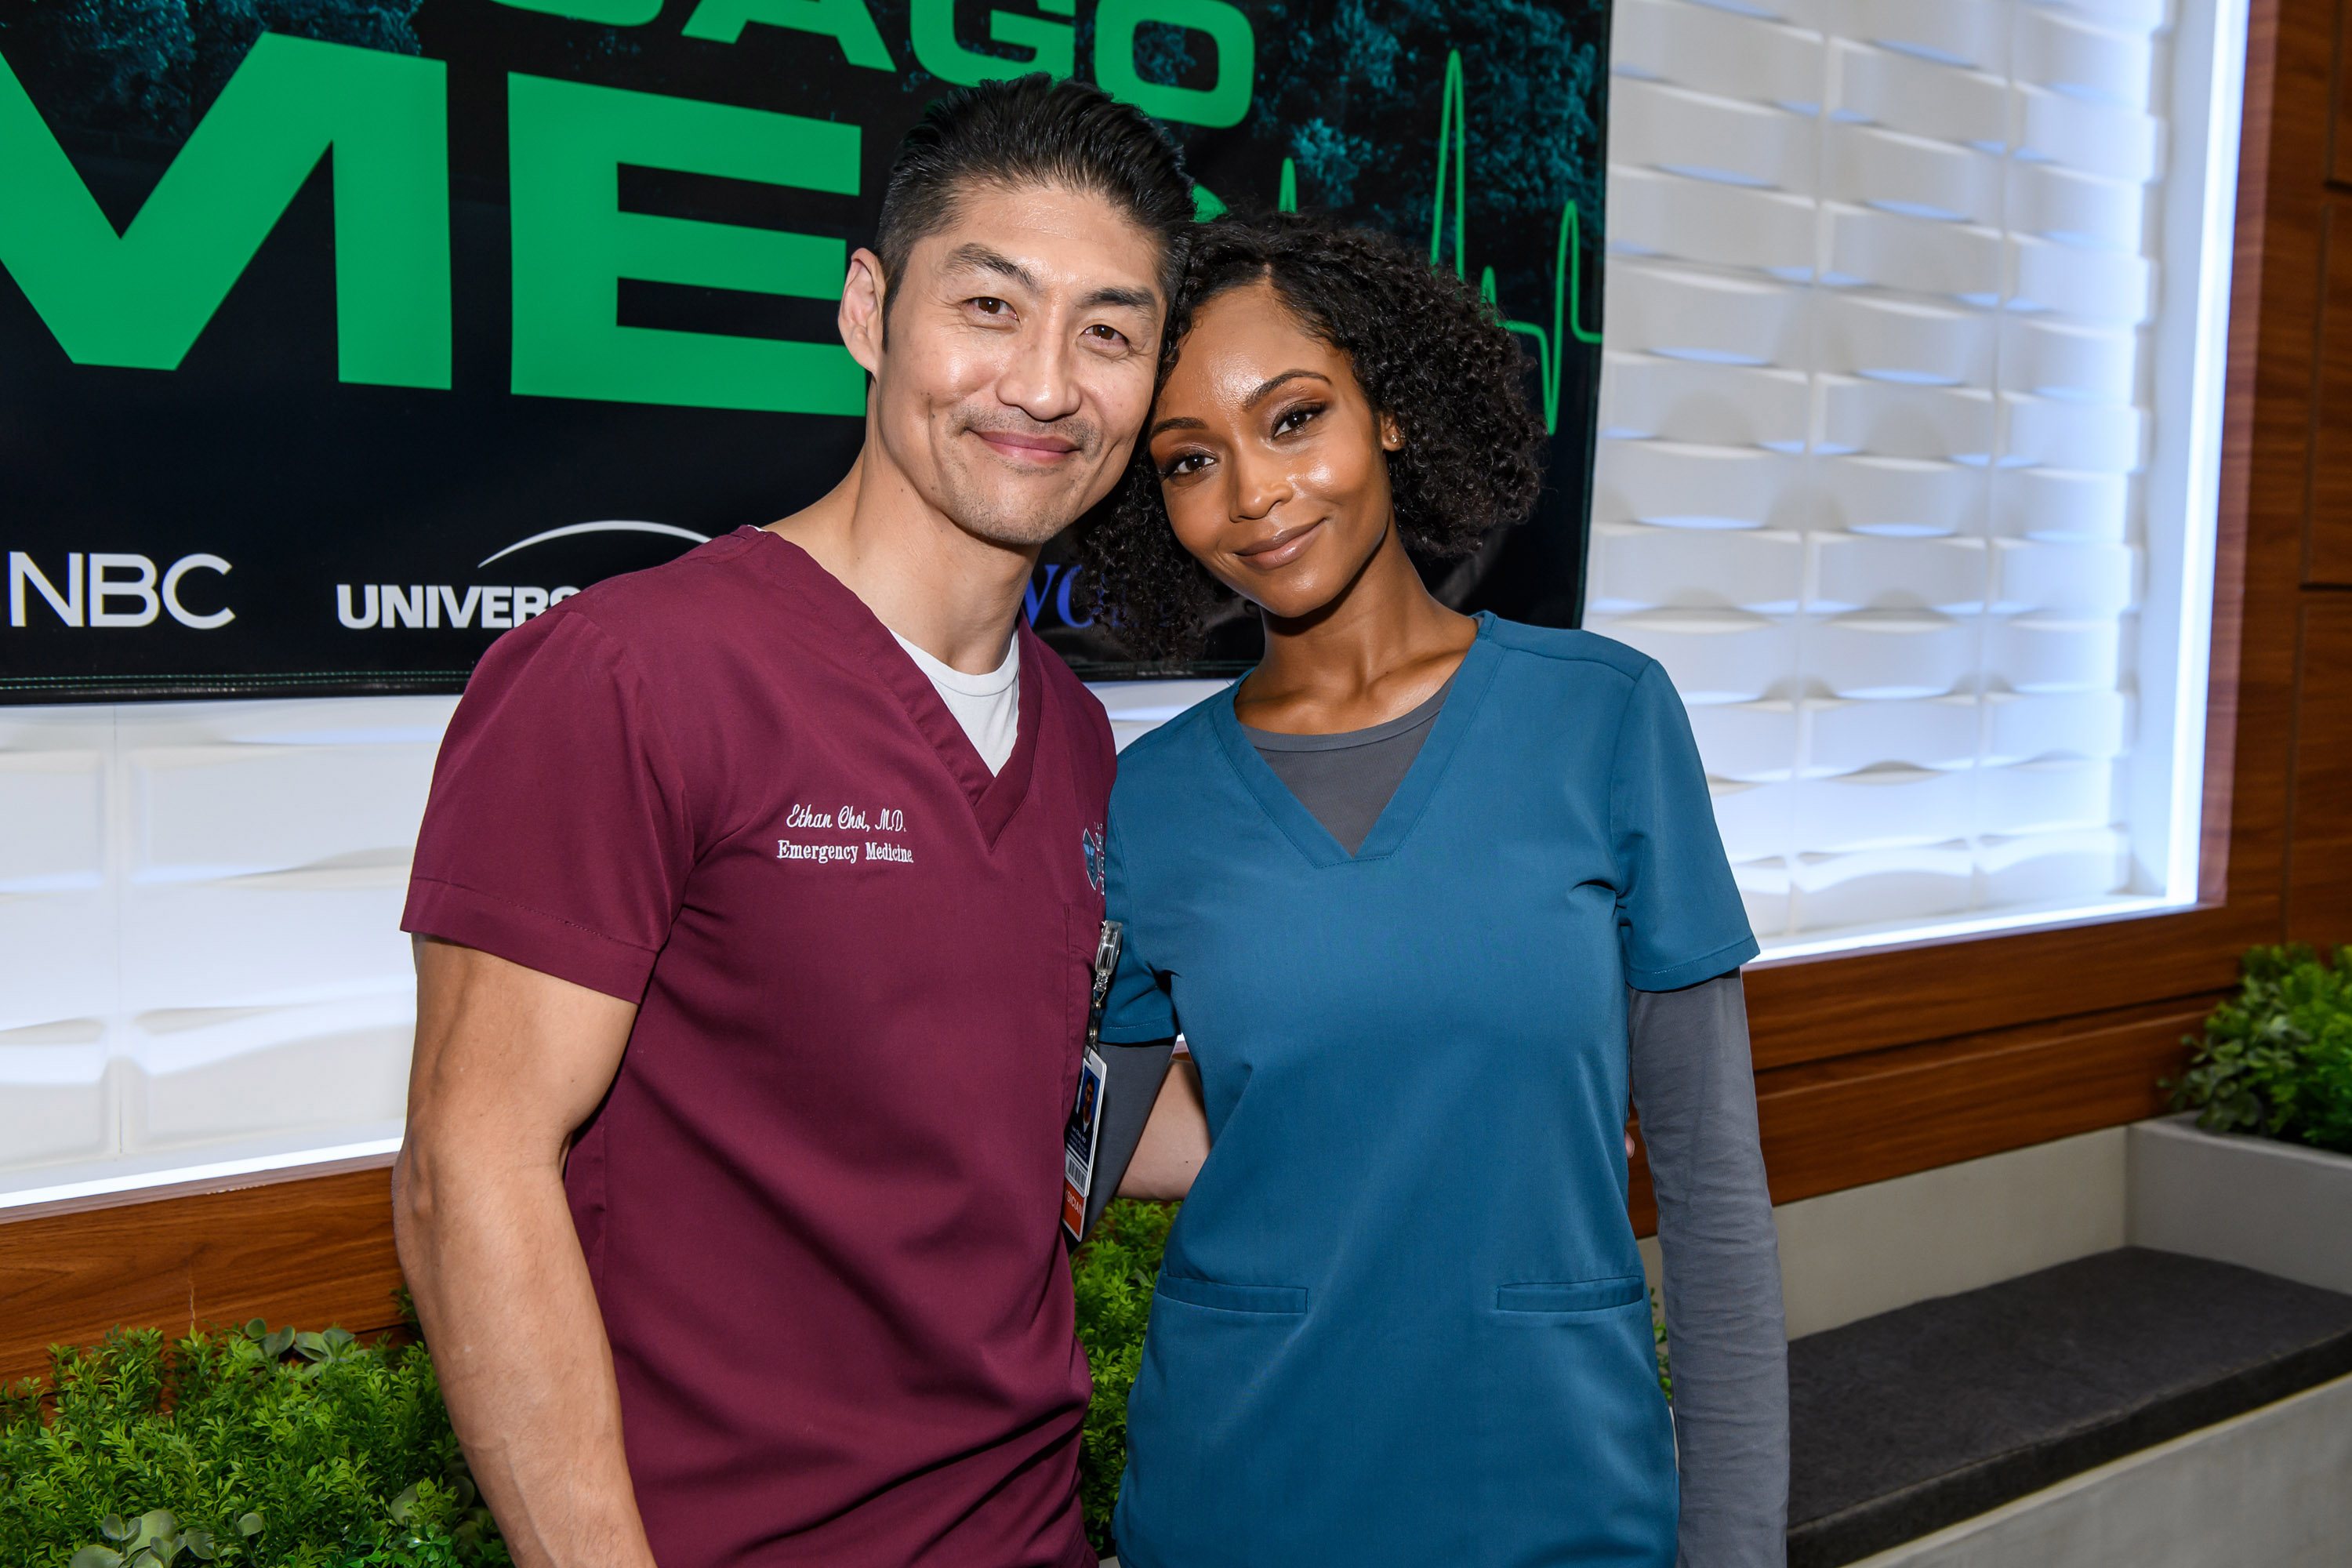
[1610, 661, 1759, 991]
[402, 610, 695, 1002]
[1097, 809, 1178, 1044]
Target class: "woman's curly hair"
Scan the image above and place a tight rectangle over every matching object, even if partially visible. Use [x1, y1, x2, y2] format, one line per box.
[1073, 211, 1547, 660]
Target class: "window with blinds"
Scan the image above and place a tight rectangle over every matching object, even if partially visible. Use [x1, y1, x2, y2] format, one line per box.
[1592, 0, 2245, 956]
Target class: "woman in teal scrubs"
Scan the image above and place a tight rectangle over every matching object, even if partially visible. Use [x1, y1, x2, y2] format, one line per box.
[1077, 216, 1787, 1566]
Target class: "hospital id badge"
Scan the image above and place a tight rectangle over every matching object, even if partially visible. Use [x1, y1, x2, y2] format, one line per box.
[1062, 1044, 1107, 1241]
[1062, 920, 1123, 1242]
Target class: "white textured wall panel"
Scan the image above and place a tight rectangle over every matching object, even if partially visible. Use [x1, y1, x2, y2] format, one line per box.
[0, 696, 454, 1184]
[1599, 0, 2176, 949]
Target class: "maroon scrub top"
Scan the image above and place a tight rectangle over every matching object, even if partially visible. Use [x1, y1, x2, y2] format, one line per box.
[402, 527, 1109, 1568]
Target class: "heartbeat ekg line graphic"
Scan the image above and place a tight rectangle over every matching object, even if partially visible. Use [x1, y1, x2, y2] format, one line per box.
[1200, 49, 1602, 434]
[1428, 49, 1604, 434]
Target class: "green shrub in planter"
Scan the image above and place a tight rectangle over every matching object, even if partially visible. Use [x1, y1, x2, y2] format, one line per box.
[0, 1317, 503, 1568]
[2169, 943, 2352, 1154]
[1069, 1199, 1174, 1555]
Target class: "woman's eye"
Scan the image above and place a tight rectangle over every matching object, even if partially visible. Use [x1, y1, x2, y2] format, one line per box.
[1272, 404, 1323, 436]
[1160, 452, 1209, 479]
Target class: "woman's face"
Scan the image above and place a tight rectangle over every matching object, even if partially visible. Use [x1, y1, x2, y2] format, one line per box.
[1146, 280, 1402, 620]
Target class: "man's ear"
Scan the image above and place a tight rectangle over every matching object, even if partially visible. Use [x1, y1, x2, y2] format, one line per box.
[1379, 411, 1404, 452]
[839, 247, 888, 376]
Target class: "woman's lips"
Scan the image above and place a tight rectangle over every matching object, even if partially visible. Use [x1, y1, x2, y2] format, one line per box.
[1232, 520, 1322, 570]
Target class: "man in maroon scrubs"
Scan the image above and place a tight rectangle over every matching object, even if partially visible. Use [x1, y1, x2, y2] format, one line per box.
[392, 79, 1192, 1568]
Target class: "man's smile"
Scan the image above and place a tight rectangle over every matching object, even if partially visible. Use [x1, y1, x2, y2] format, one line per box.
[974, 428, 1083, 466]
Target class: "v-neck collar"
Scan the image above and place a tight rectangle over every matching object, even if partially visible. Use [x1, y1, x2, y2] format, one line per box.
[746, 528, 1042, 849]
[1210, 612, 1504, 868]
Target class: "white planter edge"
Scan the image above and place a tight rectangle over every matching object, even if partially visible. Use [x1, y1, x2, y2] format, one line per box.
[2125, 1112, 2352, 1298]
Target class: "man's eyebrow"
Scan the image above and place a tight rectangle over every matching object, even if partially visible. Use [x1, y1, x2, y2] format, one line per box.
[940, 243, 1037, 292]
[1149, 414, 1207, 438]
[1081, 285, 1160, 314]
[1244, 369, 1330, 408]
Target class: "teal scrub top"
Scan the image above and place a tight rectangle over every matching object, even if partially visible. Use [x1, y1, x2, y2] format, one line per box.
[1100, 615, 1759, 1567]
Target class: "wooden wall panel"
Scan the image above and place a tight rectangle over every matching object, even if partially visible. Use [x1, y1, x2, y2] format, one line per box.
[0, 1168, 405, 1391]
[1631, 997, 2204, 1236]
[2309, 202, 2352, 583]
[2289, 596, 2352, 942]
[1748, 1001, 2200, 1207]
[1742, 906, 2259, 1073]
[2328, 0, 2352, 184]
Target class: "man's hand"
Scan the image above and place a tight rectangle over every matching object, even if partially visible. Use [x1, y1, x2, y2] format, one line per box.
[394, 938, 656, 1568]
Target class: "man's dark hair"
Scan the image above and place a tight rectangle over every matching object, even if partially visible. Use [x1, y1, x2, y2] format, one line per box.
[1073, 212, 1548, 661]
[874, 75, 1196, 317]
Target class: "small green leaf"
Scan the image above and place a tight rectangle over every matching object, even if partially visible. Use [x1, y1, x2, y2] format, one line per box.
[292, 1330, 329, 1361]
[324, 1327, 356, 1349]
[241, 1319, 267, 1340]
[69, 1548, 124, 1568]
[262, 1327, 294, 1358]
[389, 1480, 422, 1524]
[236, 1513, 263, 1538]
[100, 1515, 132, 1542]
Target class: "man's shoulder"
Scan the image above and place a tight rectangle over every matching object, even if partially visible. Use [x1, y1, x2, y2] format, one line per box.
[539, 528, 778, 648]
[515, 528, 870, 694]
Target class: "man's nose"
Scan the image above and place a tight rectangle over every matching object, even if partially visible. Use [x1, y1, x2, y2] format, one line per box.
[994, 324, 1084, 425]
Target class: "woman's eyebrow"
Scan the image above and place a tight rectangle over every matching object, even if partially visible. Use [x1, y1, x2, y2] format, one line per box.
[1243, 369, 1330, 408]
[1149, 414, 1208, 437]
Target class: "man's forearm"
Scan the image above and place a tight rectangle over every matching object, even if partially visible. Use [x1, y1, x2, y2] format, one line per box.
[394, 1145, 658, 1568]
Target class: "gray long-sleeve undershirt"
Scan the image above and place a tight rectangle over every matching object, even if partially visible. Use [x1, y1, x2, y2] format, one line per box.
[1628, 975, 1789, 1568]
[1244, 690, 1789, 1568]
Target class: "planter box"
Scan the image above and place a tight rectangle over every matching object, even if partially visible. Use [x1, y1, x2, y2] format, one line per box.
[1849, 1369, 2352, 1568]
[2126, 1113, 2352, 1296]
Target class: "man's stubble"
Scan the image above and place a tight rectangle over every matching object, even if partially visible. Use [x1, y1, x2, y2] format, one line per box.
[924, 409, 1128, 551]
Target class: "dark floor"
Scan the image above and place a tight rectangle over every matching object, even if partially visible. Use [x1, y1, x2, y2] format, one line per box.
[1786, 1247, 2352, 1568]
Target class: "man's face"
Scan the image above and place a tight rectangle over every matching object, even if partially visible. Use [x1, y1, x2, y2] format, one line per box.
[848, 183, 1166, 549]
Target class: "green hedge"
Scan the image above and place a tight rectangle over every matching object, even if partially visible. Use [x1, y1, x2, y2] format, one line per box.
[0, 1207, 1180, 1568]
[2169, 943, 2352, 1154]
[1069, 1199, 1175, 1552]
[0, 1318, 499, 1568]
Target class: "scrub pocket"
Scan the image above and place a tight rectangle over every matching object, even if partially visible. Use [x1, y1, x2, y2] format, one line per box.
[1494, 1275, 1646, 1315]
[1121, 1272, 1313, 1556]
[1477, 1272, 1677, 1561]
[1154, 1274, 1308, 1315]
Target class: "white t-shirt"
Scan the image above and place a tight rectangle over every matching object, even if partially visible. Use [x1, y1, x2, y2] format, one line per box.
[891, 628, 1021, 775]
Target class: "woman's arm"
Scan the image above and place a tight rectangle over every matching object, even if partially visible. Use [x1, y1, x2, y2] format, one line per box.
[1627, 973, 1789, 1568]
[1119, 1051, 1210, 1200]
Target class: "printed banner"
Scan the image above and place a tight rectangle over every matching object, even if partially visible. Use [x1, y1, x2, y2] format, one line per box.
[0, 0, 1609, 701]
